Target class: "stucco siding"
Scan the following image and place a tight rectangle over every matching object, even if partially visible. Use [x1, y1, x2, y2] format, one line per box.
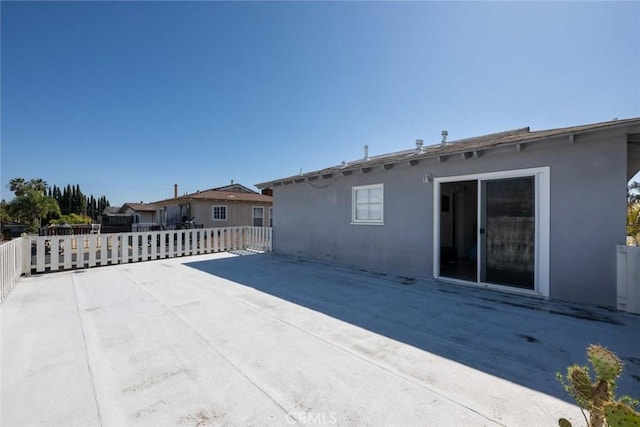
[545, 132, 626, 305]
[273, 128, 627, 306]
[191, 201, 272, 228]
[122, 207, 155, 224]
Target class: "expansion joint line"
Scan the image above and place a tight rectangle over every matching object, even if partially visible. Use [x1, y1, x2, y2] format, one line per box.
[197, 277, 506, 427]
[71, 273, 104, 427]
[120, 268, 297, 423]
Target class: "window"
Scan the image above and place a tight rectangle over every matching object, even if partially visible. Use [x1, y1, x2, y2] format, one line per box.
[269, 207, 273, 227]
[252, 206, 264, 227]
[212, 205, 227, 221]
[352, 184, 384, 224]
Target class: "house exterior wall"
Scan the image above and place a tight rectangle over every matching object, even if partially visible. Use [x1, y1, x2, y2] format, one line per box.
[186, 201, 272, 228]
[272, 128, 628, 307]
[121, 207, 156, 224]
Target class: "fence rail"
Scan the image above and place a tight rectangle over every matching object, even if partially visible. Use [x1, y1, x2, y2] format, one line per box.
[1, 238, 26, 302]
[26, 226, 272, 274]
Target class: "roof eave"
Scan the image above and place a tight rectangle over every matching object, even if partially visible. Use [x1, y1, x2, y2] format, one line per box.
[256, 117, 640, 189]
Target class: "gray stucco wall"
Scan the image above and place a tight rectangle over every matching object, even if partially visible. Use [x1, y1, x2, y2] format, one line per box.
[272, 128, 628, 307]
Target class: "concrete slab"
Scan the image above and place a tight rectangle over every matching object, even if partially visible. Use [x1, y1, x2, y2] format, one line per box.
[2, 252, 639, 426]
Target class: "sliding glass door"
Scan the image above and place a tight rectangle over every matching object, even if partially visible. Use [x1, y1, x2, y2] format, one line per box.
[435, 168, 548, 294]
[480, 177, 535, 290]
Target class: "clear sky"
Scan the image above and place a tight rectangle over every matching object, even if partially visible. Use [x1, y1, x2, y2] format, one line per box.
[2, 1, 639, 206]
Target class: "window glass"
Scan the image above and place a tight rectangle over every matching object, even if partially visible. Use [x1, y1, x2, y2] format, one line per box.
[369, 204, 382, 220]
[356, 205, 368, 220]
[212, 206, 227, 220]
[369, 188, 382, 203]
[253, 207, 264, 227]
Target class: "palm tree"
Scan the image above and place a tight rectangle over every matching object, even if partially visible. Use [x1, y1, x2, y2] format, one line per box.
[28, 178, 48, 194]
[8, 177, 26, 196]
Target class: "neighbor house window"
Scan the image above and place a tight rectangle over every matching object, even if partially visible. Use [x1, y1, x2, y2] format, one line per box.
[269, 207, 273, 227]
[252, 206, 264, 227]
[352, 184, 384, 225]
[212, 205, 227, 221]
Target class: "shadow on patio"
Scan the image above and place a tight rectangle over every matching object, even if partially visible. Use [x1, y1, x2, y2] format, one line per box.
[185, 251, 640, 404]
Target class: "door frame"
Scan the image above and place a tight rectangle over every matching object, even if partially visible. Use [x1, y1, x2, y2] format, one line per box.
[433, 166, 550, 297]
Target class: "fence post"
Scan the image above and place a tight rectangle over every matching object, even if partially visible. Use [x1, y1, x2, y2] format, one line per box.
[21, 236, 31, 276]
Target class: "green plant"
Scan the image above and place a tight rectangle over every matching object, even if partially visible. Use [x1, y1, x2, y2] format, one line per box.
[557, 345, 640, 427]
[7, 189, 60, 232]
[49, 213, 93, 225]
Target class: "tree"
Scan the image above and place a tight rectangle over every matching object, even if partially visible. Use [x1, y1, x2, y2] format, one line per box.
[53, 185, 61, 200]
[628, 202, 640, 245]
[8, 178, 27, 196]
[628, 182, 640, 245]
[629, 181, 640, 204]
[97, 195, 109, 218]
[50, 213, 93, 225]
[5, 177, 112, 229]
[63, 184, 72, 215]
[8, 189, 61, 232]
[0, 199, 9, 225]
[28, 178, 48, 195]
[7, 177, 49, 197]
[74, 184, 87, 215]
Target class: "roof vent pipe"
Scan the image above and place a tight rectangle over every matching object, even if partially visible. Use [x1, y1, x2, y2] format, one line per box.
[364, 144, 369, 160]
[441, 130, 448, 144]
[174, 184, 178, 198]
[415, 139, 424, 152]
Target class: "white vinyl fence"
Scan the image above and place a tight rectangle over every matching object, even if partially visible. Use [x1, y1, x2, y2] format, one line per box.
[26, 226, 272, 274]
[616, 245, 640, 314]
[1, 238, 27, 302]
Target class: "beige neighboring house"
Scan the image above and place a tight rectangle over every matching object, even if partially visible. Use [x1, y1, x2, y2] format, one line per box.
[154, 183, 273, 229]
[100, 203, 160, 232]
[119, 203, 159, 225]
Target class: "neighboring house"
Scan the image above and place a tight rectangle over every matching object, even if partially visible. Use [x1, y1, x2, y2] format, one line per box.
[100, 206, 130, 228]
[154, 183, 273, 229]
[257, 117, 640, 307]
[119, 203, 159, 225]
[2, 222, 29, 240]
[101, 203, 158, 231]
[101, 206, 121, 217]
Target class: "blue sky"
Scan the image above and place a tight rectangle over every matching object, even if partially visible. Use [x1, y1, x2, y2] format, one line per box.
[2, 1, 639, 205]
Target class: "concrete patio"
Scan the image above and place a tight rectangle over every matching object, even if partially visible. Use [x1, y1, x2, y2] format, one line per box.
[2, 251, 639, 426]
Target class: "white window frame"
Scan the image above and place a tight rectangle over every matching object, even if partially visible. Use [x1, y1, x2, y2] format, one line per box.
[212, 205, 227, 221]
[351, 184, 384, 225]
[252, 206, 264, 227]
